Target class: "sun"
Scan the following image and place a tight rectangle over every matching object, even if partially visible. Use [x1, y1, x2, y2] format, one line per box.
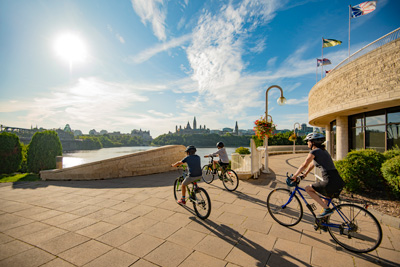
[54, 33, 87, 65]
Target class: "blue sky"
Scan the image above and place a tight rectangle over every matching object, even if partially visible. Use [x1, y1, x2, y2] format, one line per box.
[0, 0, 399, 138]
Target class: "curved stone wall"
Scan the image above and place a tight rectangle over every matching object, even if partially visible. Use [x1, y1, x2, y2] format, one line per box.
[40, 145, 186, 181]
[309, 38, 400, 127]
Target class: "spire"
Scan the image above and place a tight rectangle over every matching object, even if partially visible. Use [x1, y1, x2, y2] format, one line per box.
[235, 121, 239, 135]
[193, 116, 197, 130]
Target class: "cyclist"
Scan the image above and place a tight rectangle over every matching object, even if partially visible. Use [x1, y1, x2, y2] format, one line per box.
[291, 133, 345, 218]
[171, 145, 202, 205]
[204, 141, 229, 173]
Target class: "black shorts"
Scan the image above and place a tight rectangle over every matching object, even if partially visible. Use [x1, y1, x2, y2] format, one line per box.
[312, 169, 345, 198]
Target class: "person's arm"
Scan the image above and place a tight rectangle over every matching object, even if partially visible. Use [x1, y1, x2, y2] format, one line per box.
[171, 161, 183, 167]
[303, 164, 315, 177]
[292, 153, 315, 180]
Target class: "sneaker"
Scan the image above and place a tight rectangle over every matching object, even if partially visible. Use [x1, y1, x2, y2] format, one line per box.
[177, 198, 186, 205]
[316, 208, 334, 218]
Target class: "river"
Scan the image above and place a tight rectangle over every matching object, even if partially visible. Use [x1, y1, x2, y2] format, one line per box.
[62, 146, 243, 168]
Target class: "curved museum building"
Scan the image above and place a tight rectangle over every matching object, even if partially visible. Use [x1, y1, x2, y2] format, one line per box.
[308, 29, 400, 160]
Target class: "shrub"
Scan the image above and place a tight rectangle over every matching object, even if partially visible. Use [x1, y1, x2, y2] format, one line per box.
[383, 145, 400, 160]
[235, 147, 250, 154]
[334, 149, 386, 192]
[381, 155, 400, 199]
[27, 131, 62, 173]
[0, 132, 23, 174]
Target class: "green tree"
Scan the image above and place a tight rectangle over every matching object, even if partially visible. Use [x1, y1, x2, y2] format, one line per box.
[0, 132, 23, 174]
[27, 130, 63, 173]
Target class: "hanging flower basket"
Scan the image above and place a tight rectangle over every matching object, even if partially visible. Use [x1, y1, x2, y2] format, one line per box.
[289, 133, 297, 142]
[253, 117, 276, 139]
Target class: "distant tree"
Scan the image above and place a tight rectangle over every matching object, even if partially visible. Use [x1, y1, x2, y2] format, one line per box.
[0, 132, 23, 174]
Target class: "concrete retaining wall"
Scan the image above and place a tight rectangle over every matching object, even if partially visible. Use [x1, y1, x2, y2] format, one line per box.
[40, 145, 186, 181]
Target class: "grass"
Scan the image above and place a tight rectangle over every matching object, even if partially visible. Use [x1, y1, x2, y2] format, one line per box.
[0, 173, 40, 183]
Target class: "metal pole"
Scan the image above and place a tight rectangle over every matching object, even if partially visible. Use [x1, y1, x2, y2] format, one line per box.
[293, 122, 300, 154]
[349, 5, 351, 60]
[263, 85, 285, 173]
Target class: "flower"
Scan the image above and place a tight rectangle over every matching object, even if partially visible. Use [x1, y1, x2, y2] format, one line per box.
[289, 133, 297, 142]
[253, 117, 276, 139]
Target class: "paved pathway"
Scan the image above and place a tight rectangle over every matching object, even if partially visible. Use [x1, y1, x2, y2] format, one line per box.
[0, 154, 399, 267]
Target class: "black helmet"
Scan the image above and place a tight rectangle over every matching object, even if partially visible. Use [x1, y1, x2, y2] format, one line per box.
[185, 145, 197, 154]
[216, 142, 224, 148]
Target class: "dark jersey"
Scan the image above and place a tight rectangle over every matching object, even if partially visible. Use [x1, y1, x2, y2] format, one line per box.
[182, 155, 202, 177]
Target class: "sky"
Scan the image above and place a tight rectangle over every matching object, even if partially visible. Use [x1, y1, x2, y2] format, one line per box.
[0, 0, 399, 138]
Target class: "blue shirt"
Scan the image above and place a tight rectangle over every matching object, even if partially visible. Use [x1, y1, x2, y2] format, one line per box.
[182, 154, 202, 177]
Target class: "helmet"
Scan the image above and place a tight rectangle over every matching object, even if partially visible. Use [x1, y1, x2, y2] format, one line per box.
[216, 142, 224, 148]
[286, 177, 298, 187]
[304, 133, 325, 143]
[185, 145, 197, 153]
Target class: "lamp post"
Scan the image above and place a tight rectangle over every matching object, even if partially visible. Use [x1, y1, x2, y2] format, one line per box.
[263, 85, 286, 173]
[293, 122, 300, 154]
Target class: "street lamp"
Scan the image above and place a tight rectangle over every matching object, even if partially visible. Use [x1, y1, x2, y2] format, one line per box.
[293, 122, 301, 154]
[263, 85, 286, 173]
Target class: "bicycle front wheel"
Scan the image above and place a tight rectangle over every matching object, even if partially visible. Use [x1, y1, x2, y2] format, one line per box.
[267, 188, 303, 226]
[202, 165, 214, 184]
[222, 169, 239, 191]
[173, 177, 183, 202]
[327, 203, 382, 253]
[192, 187, 211, 220]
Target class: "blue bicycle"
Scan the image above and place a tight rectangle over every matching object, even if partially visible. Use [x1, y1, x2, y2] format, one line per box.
[266, 173, 382, 253]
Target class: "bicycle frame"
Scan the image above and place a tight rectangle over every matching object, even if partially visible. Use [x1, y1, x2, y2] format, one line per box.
[285, 185, 355, 231]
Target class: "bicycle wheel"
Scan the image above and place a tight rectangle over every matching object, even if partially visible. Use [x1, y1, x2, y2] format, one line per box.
[192, 187, 211, 220]
[327, 203, 382, 253]
[267, 188, 303, 226]
[222, 169, 239, 191]
[202, 165, 214, 184]
[173, 177, 183, 202]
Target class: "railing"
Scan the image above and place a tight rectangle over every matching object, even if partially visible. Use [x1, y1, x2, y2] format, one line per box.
[331, 27, 400, 72]
[231, 139, 264, 179]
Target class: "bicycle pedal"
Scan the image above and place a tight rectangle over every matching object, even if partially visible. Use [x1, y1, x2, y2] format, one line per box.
[313, 223, 320, 231]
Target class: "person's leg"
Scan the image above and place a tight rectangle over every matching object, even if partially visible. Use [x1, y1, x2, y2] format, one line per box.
[305, 185, 329, 209]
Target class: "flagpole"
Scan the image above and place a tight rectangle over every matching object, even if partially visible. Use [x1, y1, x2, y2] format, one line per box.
[349, 5, 351, 61]
[321, 37, 324, 79]
[316, 59, 318, 83]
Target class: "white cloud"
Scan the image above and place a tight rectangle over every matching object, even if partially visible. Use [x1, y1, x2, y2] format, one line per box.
[129, 34, 191, 63]
[131, 0, 167, 41]
[286, 96, 308, 105]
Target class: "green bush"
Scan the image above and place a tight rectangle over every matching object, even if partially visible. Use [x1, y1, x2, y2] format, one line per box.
[0, 132, 23, 174]
[381, 155, 400, 198]
[334, 149, 386, 192]
[383, 145, 400, 160]
[27, 131, 62, 173]
[235, 147, 250, 154]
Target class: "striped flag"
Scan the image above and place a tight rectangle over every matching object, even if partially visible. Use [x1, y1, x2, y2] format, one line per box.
[323, 39, 342, 48]
[317, 58, 331, 67]
[351, 1, 377, 18]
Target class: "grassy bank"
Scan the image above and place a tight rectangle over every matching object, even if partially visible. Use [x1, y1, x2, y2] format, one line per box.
[0, 173, 40, 183]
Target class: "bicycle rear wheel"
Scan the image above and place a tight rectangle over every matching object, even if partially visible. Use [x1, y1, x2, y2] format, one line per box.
[222, 169, 239, 191]
[192, 187, 211, 220]
[202, 165, 214, 184]
[173, 177, 183, 202]
[327, 203, 382, 253]
[267, 188, 303, 226]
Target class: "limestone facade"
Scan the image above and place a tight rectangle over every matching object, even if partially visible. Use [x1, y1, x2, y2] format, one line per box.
[308, 38, 400, 160]
[40, 145, 186, 181]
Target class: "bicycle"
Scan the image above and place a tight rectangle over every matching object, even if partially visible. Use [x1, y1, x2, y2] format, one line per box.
[266, 173, 382, 253]
[201, 155, 239, 191]
[173, 165, 211, 220]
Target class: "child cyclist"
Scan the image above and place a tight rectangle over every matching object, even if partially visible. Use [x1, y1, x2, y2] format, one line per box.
[204, 142, 229, 173]
[171, 145, 202, 205]
[291, 133, 345, 218]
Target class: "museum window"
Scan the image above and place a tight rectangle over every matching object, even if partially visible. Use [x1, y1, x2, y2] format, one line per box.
[349, 107, 400, 152]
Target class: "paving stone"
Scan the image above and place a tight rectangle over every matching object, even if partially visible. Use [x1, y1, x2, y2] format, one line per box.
[86, 208, 120, 220]
[42, 213, 80, 226]
[376, 247, 400, 266]
[102, 211, 138, 225]
[37, 232, 90, 254]
[241, 217, 272, 234]
[119, 233, 164, 257]
[143, 208, 175, 221]
[3, 221, 48, 238]
[13, 206, 51, 219]
[83, 248, 139, 267]
[300, 229, 338, 252]
[130, 259, 159, 267]
[40, 258, 76, 267]
[270, 238, 312, 266]
[311, 247, 354, 267]
[19, 226, 68, 246]
[126, 205, 156, 217]
[163, 212, 193, 227]
[0, 239, 34, 261]
[76, 221, 118, 238]
[239, 207, 268, 220]
[193, 235, 235, 260]
[124, 216, 159, 232]
[226, 242, 271, 266]
[109, 201, 138, 211]
[0, 233, 14, 244]
[179, 251, 227, 267]
[238, 230, 276, 251]
[58, 240, 112, 266]
[167, 227, 207, 249]
[58, 216, 99, 231]
[268, 223, 302, 243]
[216, 211, 246, 226]
[144, 241, 193, 267]
[28, 209, 64, 221]
[69, 205, 103, 216]
[96, 225, 140, 247]
[0, 214, 33, 231]
[0, 247, 55, 267]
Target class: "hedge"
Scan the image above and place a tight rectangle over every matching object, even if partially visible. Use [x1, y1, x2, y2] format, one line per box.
[0, 132, 23, 174]
[27, 130, 62, 173]
[381, 155, 400, 198]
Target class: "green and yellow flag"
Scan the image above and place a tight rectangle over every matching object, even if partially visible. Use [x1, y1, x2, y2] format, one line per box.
[323, 38, 342, 48]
